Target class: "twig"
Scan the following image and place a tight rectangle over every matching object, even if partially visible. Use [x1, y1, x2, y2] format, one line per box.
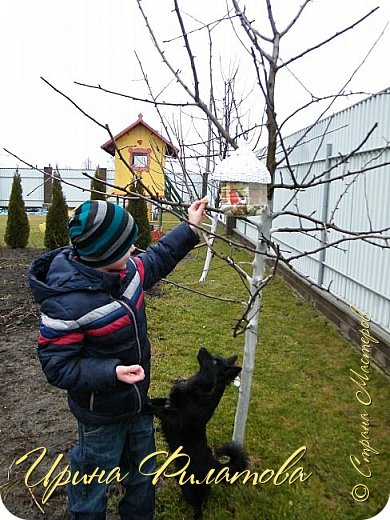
[278, 7, 379, 69]
[28, 486, 45, 515]
[162, 278, 245, 304]
[135, 0, 238, 150]
[74, 81, 196, 107]
[273, 125, 380, 190]
[173, 0, 200, 100]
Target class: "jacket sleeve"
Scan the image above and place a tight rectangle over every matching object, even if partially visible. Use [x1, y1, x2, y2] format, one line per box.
[137, 221, 200, 290]
[37, 299, 121, 392]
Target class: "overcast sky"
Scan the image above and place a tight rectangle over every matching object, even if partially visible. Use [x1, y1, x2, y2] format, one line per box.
[0, 0, 389, 171]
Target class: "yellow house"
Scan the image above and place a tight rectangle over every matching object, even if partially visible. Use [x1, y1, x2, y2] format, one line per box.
[101, 114, 178, 206]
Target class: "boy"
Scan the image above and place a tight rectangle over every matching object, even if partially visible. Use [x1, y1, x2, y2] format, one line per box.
[28, 199, 206, 520]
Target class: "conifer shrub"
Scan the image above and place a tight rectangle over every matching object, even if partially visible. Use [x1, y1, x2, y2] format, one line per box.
[126, 181, 151, 251]
[4, 171, 30, 248]
[90, 167, 107, 201]
[44, 175, 69, 249]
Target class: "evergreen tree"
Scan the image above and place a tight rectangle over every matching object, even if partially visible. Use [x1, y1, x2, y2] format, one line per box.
[127, 181, 151, 251]
[44, 174, 69, 249]
[90, 167, 107, 200]
[4, 171, 30, 248]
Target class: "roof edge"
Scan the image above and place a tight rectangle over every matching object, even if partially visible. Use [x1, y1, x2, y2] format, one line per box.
[101, 114, 179, 158]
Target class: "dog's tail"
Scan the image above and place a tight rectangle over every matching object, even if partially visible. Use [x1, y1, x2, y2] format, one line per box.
[215, 442, 248, 473]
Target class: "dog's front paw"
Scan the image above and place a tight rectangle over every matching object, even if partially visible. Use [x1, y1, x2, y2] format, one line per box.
[142, 402, 153, 414]
[151, 397, 168, 408]
[173, 376, 187, 384]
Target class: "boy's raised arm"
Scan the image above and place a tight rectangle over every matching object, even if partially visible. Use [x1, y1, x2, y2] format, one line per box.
[137, 200, 206, 290]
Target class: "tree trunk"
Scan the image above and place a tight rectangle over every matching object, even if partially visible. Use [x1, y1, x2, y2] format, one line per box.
[233, 206, 271, 445]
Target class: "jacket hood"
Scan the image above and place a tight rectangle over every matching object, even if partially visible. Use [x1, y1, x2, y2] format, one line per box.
[28, 247, 121, 303]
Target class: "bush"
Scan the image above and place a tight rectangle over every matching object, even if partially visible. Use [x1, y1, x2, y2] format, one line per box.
[126, 181, 151, 251]
[4, 171, 30, 248]
[44, 175, 69, 249]
[90, 167, 107, 201]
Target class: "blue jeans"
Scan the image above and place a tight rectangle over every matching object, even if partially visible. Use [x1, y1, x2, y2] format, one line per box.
[68, 412, 156, 520]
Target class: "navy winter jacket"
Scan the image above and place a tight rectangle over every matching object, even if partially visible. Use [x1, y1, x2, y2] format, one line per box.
[28, 222, 199, 425]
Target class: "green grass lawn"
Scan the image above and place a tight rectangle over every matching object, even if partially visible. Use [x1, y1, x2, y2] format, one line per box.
[147, 242, 389, 520]
[0, 214, 46, 248]
[1, 214, 389, 519]
[0, 214, 181, 248]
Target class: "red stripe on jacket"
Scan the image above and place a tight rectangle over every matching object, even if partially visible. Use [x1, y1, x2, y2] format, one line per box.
[134, 257, 145, 284]
[38, 331, 85, 346]
[134, 257, 145, 311]
[86, 314, 131, 337]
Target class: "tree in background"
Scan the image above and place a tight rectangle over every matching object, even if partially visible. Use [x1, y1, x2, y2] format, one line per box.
[44, 173, 69, 250]
[82, 157, 93, 170]
[4, 170, 30, 248]
[126, 181, 151, 251]
[90, 167, 107, 201]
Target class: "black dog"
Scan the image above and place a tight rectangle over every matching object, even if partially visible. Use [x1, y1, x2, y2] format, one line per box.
[151, 347, 248, 519]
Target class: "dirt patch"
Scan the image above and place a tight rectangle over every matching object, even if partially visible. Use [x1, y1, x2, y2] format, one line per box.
[0, 248, 132, 519]
[0, 248, 73, 519]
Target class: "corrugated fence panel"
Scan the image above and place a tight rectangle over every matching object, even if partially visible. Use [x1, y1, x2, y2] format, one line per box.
[273, 155, 328, 282]
[0, 168, 45, 207]
[0, 168, 115, 208]
[56, 169, 115, 207]
[270, 89, 390, 331]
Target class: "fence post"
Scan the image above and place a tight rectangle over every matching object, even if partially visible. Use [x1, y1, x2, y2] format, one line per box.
[43, 166, 53, 208]
[226, 215, 236, 236]
[318, 143, 332, 286]
[97, 167, 107, 185]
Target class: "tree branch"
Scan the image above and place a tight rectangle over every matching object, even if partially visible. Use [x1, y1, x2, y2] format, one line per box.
[173, 0, 200, 100]
[74, 81, 196, 107]
[272, 209, 390, 239]
[278, 7, 379, 70]
[136, 0, 238, 150]
[280, 0, 312, 37]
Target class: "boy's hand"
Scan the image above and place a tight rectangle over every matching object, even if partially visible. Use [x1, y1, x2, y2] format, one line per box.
[188, 199, 208, 229]
[116, 364, 145, 384]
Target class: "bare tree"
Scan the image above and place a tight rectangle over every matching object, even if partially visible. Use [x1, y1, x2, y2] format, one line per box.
[130, 0, 389, 444]
[81, 156, 94, 170]
[7, 1, 389, 445]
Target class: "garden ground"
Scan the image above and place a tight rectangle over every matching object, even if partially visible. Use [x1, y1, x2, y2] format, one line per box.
[0, 247, 74, 519]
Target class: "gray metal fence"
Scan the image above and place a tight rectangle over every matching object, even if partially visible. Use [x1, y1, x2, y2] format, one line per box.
[2, 91, 389, 331]
[0, 168, 115, 209]
[236, 89, 390, 332]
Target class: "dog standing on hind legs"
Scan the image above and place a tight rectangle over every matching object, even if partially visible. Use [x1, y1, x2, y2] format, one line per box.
[151, 347, 248, 519]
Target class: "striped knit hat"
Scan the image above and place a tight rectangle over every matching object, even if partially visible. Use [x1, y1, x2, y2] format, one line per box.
[68, 200, 138, 268]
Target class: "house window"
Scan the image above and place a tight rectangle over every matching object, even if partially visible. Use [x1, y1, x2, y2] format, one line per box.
[130, 149, 150, 170]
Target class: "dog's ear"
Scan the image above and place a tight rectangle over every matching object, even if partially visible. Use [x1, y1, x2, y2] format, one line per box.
[223, 365, 242, 381]
[225, 354, 238, 366]
[197, 347, 212, 365]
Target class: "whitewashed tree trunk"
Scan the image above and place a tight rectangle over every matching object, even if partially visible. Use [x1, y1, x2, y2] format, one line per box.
[233, 207, 271, 445]
[199, 212, 219, 282]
